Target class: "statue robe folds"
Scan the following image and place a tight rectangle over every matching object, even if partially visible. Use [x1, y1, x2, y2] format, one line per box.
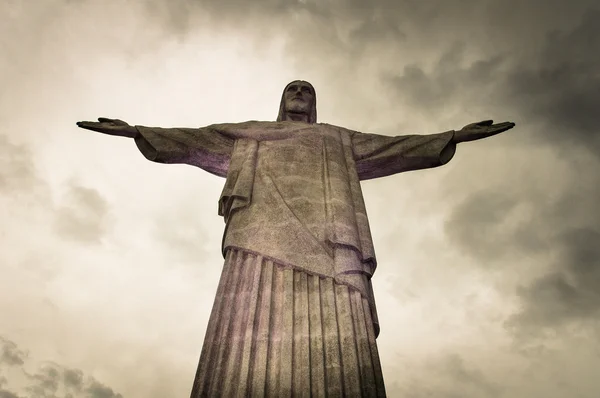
[134, 121, 455, 396]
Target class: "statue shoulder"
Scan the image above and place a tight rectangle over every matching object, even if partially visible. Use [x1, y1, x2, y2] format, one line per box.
[207, 120, 273, 128]
[318, 123, 362, 136]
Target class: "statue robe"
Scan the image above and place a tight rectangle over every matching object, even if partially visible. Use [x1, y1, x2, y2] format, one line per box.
[134, 121, 455, 397]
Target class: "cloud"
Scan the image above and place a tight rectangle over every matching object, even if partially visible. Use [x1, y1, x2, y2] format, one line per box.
[1, 0, 600, 397]
[419, 4, 600, 341]
[374, 4, 600, 138]
[0, 136, 45, 195]
[0, 337, 122, 398]
[0, 338, 27, 367]
[24, 364, 61, 398]
[62, 369, 83, 391]
[508, 226, 600, 334]
[383, 46, 509, 125]
[0, 133, 111, 245]
[150, 196, 212, 263]
[444, 189, 527, 262]
[84, 380, 123, 398]
[445, 150, 600, 337]
[446, 355, 502, 397]
[53, 182, 111, 244]
[0, 390, 20, 398]
[24, 362, 123, 398]
[388, 353, 503, 398]
[501, 9, 600, 153]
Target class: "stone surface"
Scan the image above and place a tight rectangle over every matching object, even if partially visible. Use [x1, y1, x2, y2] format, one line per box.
[76, 80, 515, 397]
[190, 249, 385, 397]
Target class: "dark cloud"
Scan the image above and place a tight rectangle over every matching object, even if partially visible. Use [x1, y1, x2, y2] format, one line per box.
[0, 129, 110, 246]
[53, 183, 111, 244]
[442, 354, 502, 398]
[0, 338, 27, 367]
[422, 2, 600, 340]
[446, 162, 600, 326]
[447, 160, 600, 336]
[0, 136, 43, 194]
[347, 11, 406, 45]
[24, 363, 123, 398]
[0, 390, 21, 398]
[0, 338, 122, 398]
[378, 5, 600, 150]
[131, 0, 600, 150]
[24, 363, 60, 398]
[389, 353, 503, 398]
[137, 0, 489, 77]
[508, 226, 600, 333]
[444, 188, 547, 263]
[383, 46, 508, 122]
[63, 369, 83, 391]
[502, 9, 600, 152]
[84, 380, 123, 398]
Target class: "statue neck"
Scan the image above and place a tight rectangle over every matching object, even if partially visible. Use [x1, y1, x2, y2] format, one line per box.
[283, 112, 310, 123]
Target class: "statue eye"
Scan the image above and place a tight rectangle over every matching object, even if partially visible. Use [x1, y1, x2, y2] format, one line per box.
[301, 87, 311, 93]
[287, 86, 297, 92]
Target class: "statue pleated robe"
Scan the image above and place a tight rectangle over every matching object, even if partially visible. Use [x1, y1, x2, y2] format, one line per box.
[134, 121, 455, 397]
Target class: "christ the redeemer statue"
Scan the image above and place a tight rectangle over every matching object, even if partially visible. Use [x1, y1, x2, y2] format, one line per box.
[77, 80, 515, 397]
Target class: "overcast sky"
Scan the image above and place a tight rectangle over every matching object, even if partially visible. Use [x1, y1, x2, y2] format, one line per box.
[1, 0, 599, 397]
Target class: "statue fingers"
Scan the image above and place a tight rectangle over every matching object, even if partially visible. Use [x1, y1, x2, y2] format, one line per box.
[76, 121, 104, 131]
[98, 117, 129, 126]
[76, 121, 125, 136]
[462, 120, 494, 131]
[491, 121, 515, 133]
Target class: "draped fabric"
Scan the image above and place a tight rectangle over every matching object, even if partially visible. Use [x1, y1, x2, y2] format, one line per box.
[214, 124, 455, 337]
[135, 122, 455, 338]
[190, 248, 386, 397]
[133, 121, 456, 396]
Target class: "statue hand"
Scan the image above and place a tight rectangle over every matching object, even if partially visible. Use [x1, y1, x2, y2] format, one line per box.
[453, 120, 515, 143]
[76, 117, 138, 138]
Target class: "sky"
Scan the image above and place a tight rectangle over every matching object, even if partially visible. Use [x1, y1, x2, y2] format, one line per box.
[1, 0, 599, 397]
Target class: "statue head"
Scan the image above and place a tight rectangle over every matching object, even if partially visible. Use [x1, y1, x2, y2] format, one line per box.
[277, 80, 317, 124]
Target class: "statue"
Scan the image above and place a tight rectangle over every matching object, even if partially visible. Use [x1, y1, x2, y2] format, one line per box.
[77, 80, 515, 397]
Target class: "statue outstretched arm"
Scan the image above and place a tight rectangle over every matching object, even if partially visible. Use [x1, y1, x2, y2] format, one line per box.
[351, 120, 515, 180]
[77, 118, 234, 178]
[351, 129, 457, 180]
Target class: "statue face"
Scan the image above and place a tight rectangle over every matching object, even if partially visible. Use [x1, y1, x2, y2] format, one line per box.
[283, 81, 315, 116]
